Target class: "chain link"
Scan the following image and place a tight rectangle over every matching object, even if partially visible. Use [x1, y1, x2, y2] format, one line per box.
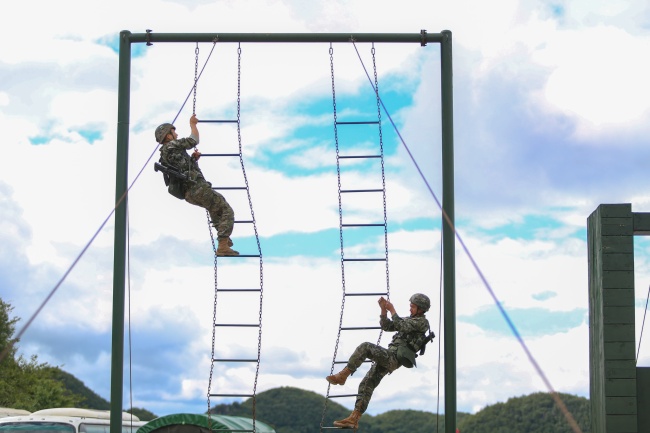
[372, 43, 390, 347]
[319, 43, 346, 432]
[204, 43, 264, 429]
[206, 209, 218, 429]
[235, 42, 265, 431]
[193, 44, 199, 115]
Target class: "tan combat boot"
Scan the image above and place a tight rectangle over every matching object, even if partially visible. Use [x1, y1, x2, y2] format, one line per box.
[326, 366, 352, 385]
[216, 238, 239, 256]
[333, 409, 361, 429]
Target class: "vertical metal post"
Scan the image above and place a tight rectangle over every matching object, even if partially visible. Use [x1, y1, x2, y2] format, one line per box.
[110, 30, 131, 433]
[440, 29, 456, 433]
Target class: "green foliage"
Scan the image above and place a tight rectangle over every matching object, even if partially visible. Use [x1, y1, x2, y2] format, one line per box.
[0, 298, 19, 359]
[456, 392, 591, 433]
[127, 407, 158, 421]
[47, 367, 110, 410]
[0, 298, 80, 412]
[209, 387, 589, 433]
[1, 296, 592, 433]
[212, 386, 351, 433]
[210, 387, 467, 433]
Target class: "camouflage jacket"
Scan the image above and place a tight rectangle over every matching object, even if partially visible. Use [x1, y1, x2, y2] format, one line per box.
[159, 136, 205, 183]
[380, 313, 430, 355]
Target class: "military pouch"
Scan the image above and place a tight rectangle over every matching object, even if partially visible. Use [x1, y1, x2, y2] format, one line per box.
[167, 177, 186, 200]
[396, 346, 417, 369]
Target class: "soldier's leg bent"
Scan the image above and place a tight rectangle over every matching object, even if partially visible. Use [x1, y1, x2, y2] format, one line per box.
[347, 342, 394, 372]
[208, 191, 234, 239]
[354, 363, 391, 414]
[185, 183, 234, 238]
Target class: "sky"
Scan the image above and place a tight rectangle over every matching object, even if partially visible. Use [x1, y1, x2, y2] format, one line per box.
[2, 0, 650, 425]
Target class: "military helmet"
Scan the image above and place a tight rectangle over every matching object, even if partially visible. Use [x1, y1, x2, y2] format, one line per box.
[410, 293, 430, 312]
[155, 123, 175, 143]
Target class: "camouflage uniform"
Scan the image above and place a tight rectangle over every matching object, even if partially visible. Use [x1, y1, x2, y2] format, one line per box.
[346, 313, 429, 414]
[160, 135, 235, 239]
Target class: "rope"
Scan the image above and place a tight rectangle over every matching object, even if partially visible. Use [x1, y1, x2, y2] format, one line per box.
[126, 205, 134, 425]
[351, 41, 584, 433]
[436, 220, 443, 432]
[637, 284, 650, 362]
[0, 40, 221, 367]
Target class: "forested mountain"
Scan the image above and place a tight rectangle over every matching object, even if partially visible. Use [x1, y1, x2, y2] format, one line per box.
[210, 386, 463, 433]
[211, 386, 588, 433]
[2, 297, 590, 431]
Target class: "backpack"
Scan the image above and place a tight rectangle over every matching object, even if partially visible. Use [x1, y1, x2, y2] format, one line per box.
[154, 160, 187, 200]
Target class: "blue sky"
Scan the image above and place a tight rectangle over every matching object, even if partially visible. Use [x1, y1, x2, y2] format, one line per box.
[2, 0, 650, 425]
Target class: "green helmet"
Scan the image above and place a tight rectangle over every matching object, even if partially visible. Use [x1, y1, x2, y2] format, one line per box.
[155, 123, 174, 143]
[410, 293, 430, 312]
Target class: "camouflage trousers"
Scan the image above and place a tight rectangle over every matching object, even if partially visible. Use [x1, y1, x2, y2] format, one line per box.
[346, 342, 400, 414]
[184, 179, 234, 239]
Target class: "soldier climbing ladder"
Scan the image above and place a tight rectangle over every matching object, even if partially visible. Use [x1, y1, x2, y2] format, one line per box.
[189, 43, 265, 431]
[320, 42, 391, 431]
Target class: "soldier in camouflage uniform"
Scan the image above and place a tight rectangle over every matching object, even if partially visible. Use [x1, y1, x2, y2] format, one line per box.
[326, 293, 432, 429]
[155, 115, 239, 256]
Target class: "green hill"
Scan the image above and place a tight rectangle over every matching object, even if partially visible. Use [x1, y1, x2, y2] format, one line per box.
[456, 392, 590, 433]
[210, 387, 589, 433]
[211, 386, 465, 433]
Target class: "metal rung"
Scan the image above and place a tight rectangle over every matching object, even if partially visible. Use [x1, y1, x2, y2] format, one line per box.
[345, 292, 388, 297]
[198, 120, 238, 124]
[339, 155, 381, 159]
[343, 258, 386, 262]
[341, 189, 383, 193]
[209, 393, 254, 398]
[217, 288, 262, 292]
[327, 394, 360, 398]
[210, 219, 254, 225]
[334, 360, 371, 365]
[216, 254, 261, 258]
[212, 358, 258, 363]
[336, 121, 379, 125]
[203, 153, 240, 157]
[342, 223, 385, 227]
[214, 323, 260, 327]
[341, 326, 381, 331]
[212, 186, 247, 190]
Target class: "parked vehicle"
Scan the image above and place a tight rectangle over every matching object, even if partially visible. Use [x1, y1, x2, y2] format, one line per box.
[0, 408, 145, 433]
[0, 409, 30, 419]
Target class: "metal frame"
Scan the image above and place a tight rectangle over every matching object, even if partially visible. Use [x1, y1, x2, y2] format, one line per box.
[113, 30, 455, 433]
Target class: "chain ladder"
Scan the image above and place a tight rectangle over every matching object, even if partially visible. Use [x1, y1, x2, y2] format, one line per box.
[207, 211, 218, 425]
[235, 42, 265, 430]
[319, 43, 345, 432]
[372, 43, 390, 347]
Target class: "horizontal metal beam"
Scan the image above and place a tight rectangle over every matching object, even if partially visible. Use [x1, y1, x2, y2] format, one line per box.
[123, 30, 445, 45]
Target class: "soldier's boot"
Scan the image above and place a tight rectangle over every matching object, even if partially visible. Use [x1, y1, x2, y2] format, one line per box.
[210, 225, 233, 246]
[216, 238, 239, 256]
[333, 409, 361, 429]
[326, 366, 352, 385]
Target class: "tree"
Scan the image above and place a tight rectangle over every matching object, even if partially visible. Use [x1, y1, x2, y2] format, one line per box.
[0, 297, 80, 411]
[127, 407, 158, 421]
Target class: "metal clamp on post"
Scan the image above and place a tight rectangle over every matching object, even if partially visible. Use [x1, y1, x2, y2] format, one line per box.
[420, 29, 427, 46]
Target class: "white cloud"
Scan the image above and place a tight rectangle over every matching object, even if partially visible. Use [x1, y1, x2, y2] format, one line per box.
[4, 0, 650, 423]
